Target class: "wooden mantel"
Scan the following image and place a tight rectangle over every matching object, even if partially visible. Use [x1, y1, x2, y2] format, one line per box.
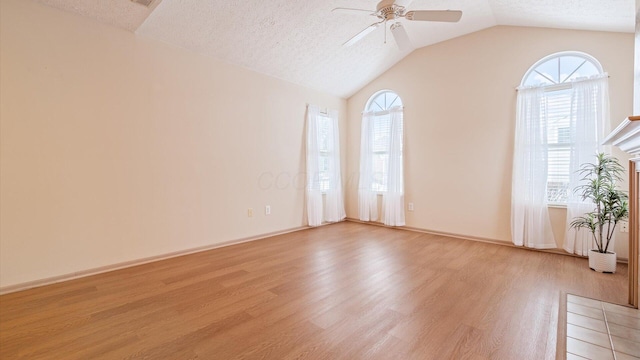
[603, 116, 640, 308]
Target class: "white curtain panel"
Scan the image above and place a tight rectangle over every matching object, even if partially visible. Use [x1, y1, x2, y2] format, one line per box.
[324, 109, 346, 223]
[358, 111, 378, 221]
[512, 87, 557, 249]
[564, 75, 610, 255]
[383, 108, 405, 226]
[306, 105, 323, 227]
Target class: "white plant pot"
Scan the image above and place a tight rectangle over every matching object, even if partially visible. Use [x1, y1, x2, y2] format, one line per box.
[588, 250, 616, 273]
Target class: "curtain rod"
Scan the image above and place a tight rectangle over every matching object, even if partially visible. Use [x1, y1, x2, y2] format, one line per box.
[515, 74, 610, 92]
[361, 106, 404, 116]
[306, 103, 329, 115]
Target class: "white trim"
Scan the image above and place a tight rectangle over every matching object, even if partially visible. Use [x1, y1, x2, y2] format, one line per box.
[602, 116, 640, 156]
[344, 218, 629, 262]
[363, 107, 404, 117]
[548, 203, 568, 209]
[516, 73, 609, 91]
[633, 157, 640, 172]
[0, 224, 337, 295]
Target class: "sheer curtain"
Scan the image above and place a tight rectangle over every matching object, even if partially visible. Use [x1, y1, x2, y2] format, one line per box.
[383, 108, 405, 226]
[306, 105, 345, 227]
[512, 87, 557, 249]
[358, 111, 378, 221]
[564, 75, 610, 255]
[324, 109, 346, 223]
[358, 108, 404, 225]
[306, 105, 323, 226]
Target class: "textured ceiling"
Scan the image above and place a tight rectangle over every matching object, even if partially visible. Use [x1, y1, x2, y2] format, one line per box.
[35, 0, 635, 98]
[490, 0, 633, 33]
[35, 0, 159, 31]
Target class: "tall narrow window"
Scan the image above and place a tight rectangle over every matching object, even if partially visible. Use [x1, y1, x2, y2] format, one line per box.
[358, 90, 405, 226]
[521, 52, 605, 204]
[512, 51, 609, 252]
[306, 105, 345, 227]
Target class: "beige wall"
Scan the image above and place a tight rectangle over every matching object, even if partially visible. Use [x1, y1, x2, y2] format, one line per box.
[346, 26, 634, 258]
[1, 0, 635, 290]
[0, 0, 347, 288]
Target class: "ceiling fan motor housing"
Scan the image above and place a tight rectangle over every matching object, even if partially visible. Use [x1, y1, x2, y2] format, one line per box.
[376, 0, 405, 20]
[338, 0, 463, 49]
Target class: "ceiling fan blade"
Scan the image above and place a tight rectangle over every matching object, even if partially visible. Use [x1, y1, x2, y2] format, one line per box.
[390, 22, 412, 51]
[404, 10, 462, 22]
[332, 7, 375, 15]
[343, 22, 381, 47]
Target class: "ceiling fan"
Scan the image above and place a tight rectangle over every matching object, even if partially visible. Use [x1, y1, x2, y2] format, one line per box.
[333, 0, 462, 51]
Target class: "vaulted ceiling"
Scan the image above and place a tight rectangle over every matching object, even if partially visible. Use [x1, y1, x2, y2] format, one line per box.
[36, 0, 635, 98]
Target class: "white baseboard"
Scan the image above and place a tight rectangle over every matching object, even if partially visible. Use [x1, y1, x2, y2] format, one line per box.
[1, 218, 626, 295]
[344, 218, 629, 264]
[0, 225, 314, 295]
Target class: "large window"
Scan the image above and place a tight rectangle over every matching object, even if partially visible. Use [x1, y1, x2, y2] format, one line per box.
[521, 52, 604, 204]
[365, 91, 403, 192]
[306, 105, 345, 226]
[358, 90, 405, 226]
[316, 114, 332, 192]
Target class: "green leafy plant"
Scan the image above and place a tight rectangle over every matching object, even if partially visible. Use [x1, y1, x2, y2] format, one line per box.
[570, 153, 629, 254]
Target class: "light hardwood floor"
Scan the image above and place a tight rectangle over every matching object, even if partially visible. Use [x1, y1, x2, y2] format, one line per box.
[0, 222, 629, 359]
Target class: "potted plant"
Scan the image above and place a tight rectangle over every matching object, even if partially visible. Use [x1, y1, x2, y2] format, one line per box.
[570, 153, 629, 273]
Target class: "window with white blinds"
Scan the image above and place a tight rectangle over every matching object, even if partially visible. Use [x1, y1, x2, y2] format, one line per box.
[521, 52, 604, 204]
[544, 88, 572, 203]
[365, 91, 403, 192]
[371, 114, 390, 191]
[316, 115, 332, 192]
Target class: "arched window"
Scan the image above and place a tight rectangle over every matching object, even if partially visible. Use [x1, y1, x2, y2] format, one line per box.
[512, 51, 610, 252]
[366, 90, 403, 112]
[522, 52, 603, 87]
[358, 90, 405, 226]
[520, 52, 605, 204]
[363, 91, 403, 192]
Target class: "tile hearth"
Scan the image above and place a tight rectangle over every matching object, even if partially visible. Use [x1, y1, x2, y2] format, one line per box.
[566, 294, 640, 359]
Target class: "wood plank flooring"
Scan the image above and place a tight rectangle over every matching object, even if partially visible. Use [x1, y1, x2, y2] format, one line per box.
[0, 222, 629, 359]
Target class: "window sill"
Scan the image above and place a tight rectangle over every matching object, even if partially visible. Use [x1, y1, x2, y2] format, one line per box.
[548, 203, 567, 209]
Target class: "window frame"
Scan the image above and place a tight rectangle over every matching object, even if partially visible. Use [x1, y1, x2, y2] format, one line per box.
[521, 51, 604, 89]
[364, 90, 403, 193]
[315, 114, 334, 193]
[520, 51, 604, 206]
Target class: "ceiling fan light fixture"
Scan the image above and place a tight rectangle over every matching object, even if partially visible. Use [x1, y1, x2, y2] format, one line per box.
[390, 22, 412, 51]
[377, 4, 405, 20]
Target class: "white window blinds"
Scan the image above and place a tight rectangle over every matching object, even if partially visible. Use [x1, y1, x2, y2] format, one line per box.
[544, 88, 572, 203]
[358, 90, 405, 226]
[372, 114, 391, 192]
[317, 115, 331, 192]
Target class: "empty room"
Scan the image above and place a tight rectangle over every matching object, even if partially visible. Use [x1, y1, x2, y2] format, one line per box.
[1, 0, 639, 359]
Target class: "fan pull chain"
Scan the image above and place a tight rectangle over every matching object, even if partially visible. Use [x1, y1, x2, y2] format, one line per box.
[384, 20, 387, 44]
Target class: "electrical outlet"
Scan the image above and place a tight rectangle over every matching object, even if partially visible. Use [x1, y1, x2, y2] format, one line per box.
[620, 221, 629, 233]
[248, 208, 253, 217]
[265, 205, 271, 215]
[408, 202, 414, 211]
